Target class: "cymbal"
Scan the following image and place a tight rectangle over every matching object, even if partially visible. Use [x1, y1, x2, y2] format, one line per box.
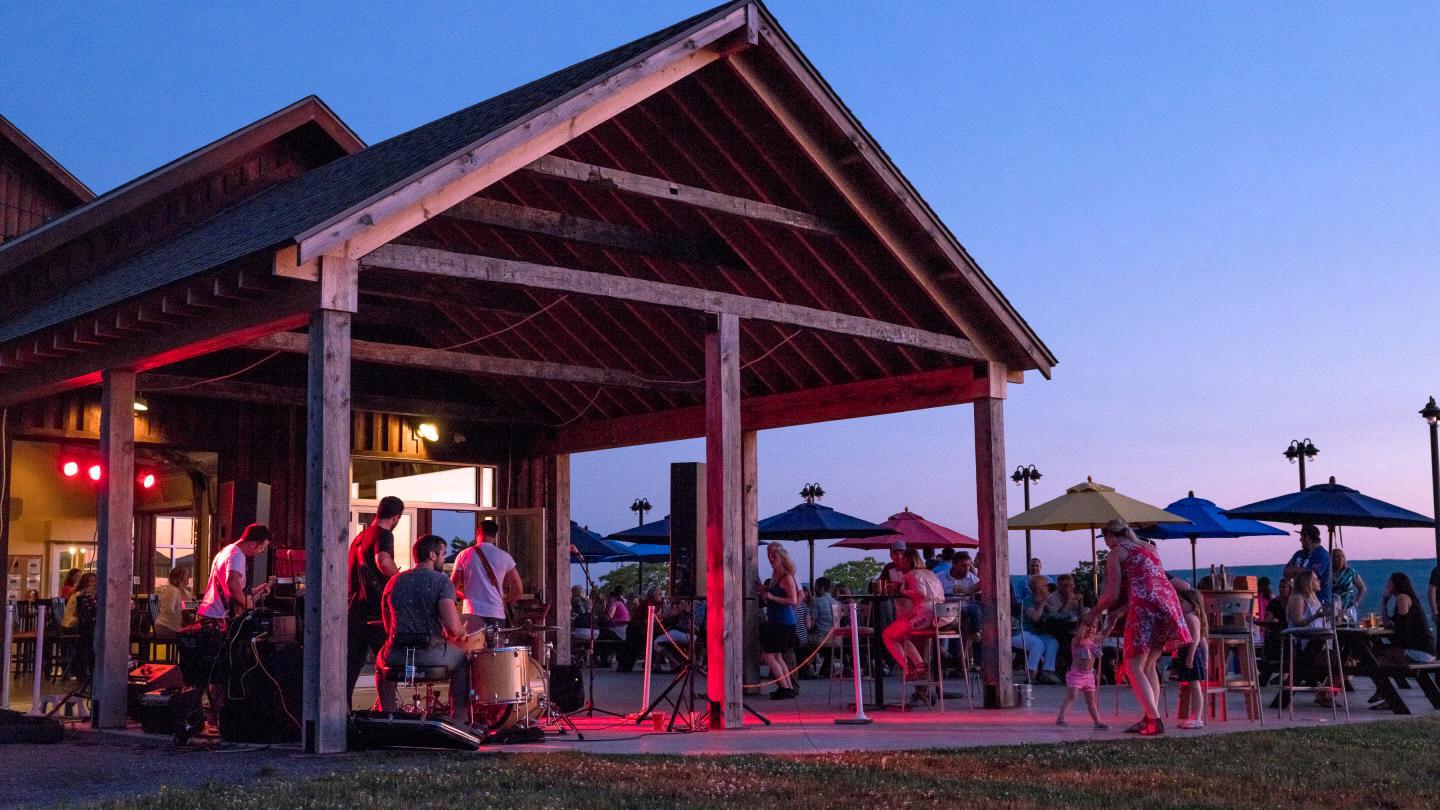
[497, 624, 563, 633]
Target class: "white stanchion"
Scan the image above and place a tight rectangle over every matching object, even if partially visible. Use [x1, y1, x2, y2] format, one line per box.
[2, 602, 13, 709]
[29, 603, 46, 715]
[835, 600, 872, 725]
[639, 604, 656, 713]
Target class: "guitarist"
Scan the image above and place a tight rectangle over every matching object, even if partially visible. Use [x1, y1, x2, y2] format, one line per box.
[451, 518, 522, 637]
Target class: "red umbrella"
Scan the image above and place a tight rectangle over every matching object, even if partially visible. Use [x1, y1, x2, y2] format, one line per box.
[831, 509, 979, 550]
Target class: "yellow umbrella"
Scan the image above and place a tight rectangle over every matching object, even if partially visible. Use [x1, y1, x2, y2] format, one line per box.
[1008, 478, 1188, 588]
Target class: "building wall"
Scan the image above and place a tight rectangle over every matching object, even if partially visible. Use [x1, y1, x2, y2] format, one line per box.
[0, 136, 81, 244]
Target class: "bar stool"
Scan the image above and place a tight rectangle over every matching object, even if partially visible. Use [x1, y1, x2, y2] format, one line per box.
[381, 646, 452, 716]
[1203, 592, 1264, 723]
[827, 601, 873, 706]
[1278, 612, 1350, 721]
[934, 601, 975, 709]
[897, 603, 960, 713]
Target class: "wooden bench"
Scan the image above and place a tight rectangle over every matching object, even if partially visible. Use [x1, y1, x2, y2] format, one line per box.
[1373, 661, 1440, 712]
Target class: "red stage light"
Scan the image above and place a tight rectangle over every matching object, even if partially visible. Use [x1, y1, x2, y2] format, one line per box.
[140, 473, 156, 489]
[62, 460, 80, 477]
[87, 464, 103, 481]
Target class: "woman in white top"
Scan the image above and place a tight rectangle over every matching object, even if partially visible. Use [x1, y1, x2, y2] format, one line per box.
[154, 567, 192, 637]
[1286, 569, 1333, 702]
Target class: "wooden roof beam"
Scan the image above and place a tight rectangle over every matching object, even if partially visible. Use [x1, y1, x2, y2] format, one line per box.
[360, 243, 984, 361]
[138, 372, 533, 425]
[441, 197, 736, 267]
[248, 330, 700, 393]
[544, 364, 993, 454]
[525, 154, 844, 237]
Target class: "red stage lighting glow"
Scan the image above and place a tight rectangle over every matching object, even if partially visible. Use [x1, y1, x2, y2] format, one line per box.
[140, 473, 156, 489]
[62, 460, 80, 477]
[87, 464, 103, 481]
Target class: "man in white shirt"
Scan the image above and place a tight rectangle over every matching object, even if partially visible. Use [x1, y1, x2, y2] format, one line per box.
[198, 523, 272, 621]
[450, 519, 522, 629]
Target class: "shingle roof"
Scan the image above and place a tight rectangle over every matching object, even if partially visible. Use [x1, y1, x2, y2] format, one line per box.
[0, 1, 741, 344]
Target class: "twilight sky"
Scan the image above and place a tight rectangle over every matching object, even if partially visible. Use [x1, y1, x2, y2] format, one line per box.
[4, 2, 1437, 576]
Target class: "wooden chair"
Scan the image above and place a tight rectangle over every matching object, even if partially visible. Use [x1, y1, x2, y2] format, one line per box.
[1201, 593, 1264, 723]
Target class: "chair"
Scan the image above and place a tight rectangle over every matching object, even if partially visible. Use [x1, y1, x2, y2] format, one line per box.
[1201, 592, 1263, 723]
[934, 601, 975, 709]
[1277, 608, 1350, 721]
[897, 602, 968, 713]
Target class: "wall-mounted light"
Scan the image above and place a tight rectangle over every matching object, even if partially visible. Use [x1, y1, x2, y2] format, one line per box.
[416, 422, 440, 442]
[87, 464, 103, 482]
[133, 395, 150, 413]
[62, 460, 80, 477]
[139, 473, 156, 489]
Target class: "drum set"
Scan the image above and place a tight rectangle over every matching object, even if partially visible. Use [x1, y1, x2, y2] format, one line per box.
[456, 615, 573, 739]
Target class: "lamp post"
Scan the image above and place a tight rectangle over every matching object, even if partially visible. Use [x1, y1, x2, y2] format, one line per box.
[1282, 438, 1319, 490]
[630, 497, 652, 587]
[1010, 465, 1042, 565]
[1421, 398, 1440, 567]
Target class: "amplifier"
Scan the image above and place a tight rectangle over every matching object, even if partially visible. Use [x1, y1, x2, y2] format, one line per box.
[128, 663, 182, 718]
[548, 665, 584, 713]
[668, 462, 706, 599]
[138, 687, 203, 736]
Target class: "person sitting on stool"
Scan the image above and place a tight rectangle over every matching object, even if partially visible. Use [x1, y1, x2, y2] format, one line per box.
[378, 534, 471, 722]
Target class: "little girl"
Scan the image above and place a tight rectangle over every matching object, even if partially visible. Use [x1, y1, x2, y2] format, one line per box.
[1056, 611, 1109, 729]
[1174, 589, 1209, 729]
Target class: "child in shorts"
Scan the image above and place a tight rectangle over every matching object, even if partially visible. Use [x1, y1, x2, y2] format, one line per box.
[1175, 589, 1208, 729]
[1056, 611, 1109, 729]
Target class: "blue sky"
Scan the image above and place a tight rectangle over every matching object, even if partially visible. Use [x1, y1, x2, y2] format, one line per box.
[4, 2, 1437, 576]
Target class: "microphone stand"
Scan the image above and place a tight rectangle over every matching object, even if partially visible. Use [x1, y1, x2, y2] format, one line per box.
[568, 549, 625, 719]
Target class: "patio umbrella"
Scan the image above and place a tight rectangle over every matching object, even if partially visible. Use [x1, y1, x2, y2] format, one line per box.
[570, 521, 636, 564]
[1224, 476, 1435, 549]
[831, 508, 979, 550]
[1137, 491, 1288, 584]
[1008, 477, 1188, 589]
[605, 515, 671, 544]
[618, 542, 670, 563]
[758, 484, 895, 589]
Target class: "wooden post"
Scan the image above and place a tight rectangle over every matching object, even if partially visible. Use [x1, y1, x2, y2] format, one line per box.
[741, 429, 760, 692]
[974, 395, 1015, 708]
[303, 255, 355, 753]
[93, 369, 136, 728]
[546, 453, 572, 665]
[705, 313, 743, 728]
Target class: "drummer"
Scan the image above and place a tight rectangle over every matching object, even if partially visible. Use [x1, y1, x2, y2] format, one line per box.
[378, 534, 471, 721]
[451, 518, 523, 635]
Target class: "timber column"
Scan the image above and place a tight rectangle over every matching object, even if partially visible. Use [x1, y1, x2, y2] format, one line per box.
[545, 453, 572, 665]
[705, 313, 743, 728]
[974, 367, 1014, 708]
[741, 430, 760, 692]
[93, 368, 136, 728]
[303, 254, 356, 753]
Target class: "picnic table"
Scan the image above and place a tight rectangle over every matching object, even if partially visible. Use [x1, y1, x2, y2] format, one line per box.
[1336, 626, 1440, 715]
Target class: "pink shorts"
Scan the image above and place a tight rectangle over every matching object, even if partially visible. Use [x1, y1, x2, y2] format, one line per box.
[1065, 669, 1096, 691]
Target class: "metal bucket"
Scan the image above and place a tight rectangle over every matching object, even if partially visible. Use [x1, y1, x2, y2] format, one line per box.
[1014, 683, 1033, 706]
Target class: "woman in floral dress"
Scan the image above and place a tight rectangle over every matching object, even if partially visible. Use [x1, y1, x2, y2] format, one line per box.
[1086, 519, 1190, 736]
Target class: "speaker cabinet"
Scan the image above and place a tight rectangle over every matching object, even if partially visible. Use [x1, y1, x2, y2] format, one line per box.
[219, 480, 271, 583]
[668, 462, 706, 599]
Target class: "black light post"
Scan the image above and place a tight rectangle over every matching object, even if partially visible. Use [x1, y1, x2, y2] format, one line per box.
[630, 497, 652, 586]
[1421, 398, 1440, 567]
[1283, 438, 1319, 490]
[1010, 465, 1042, 565]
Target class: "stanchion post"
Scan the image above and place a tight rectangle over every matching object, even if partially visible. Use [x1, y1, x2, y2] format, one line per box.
[640, 604, 656, 713]
[835, 600, 871, 725]
[2, 602, 13, 709]
[29, 603, 46, 715]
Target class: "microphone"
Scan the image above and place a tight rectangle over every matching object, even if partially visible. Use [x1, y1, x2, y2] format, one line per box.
[570, 544, 584, 561]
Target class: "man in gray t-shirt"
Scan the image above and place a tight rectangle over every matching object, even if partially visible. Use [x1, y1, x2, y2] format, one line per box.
[380, 534, 469, 720]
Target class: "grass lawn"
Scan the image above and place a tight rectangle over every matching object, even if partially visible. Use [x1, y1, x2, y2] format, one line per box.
[95, 718, 1439, 809]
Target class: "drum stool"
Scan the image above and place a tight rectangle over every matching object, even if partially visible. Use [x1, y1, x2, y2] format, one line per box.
[383, 646, 451, 716]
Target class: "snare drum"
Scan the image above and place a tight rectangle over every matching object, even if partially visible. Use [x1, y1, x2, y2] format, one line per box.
[457, 614, 490, 652]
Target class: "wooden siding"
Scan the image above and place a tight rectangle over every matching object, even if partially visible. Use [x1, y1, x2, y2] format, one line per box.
[0, 136, 80, 243]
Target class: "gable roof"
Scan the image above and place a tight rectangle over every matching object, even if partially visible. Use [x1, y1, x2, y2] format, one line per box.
[0, 95, 363, 276]
[0, 1, 741, 347]
[0, 113, 94, 204]
[0, 0, 1054, 375]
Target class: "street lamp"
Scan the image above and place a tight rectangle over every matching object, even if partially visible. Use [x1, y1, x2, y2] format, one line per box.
[630, 497, 652, 528]
[1282, 438, 1319, 489]
[1421, 397, 1440, 567]
[1010, 464, 1042, 564]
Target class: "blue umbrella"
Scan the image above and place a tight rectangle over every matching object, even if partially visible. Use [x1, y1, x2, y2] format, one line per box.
[758, 488, 895, 588]
[1137, 491, 1289, 583]
[570, 521, 636, 564]
[605, 515, 671, 545]
[1224, 476, 1435, 549]
[618, 543, 670, 563]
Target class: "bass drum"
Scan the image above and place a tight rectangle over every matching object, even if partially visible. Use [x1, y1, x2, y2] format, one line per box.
[468, 648, 547, 733]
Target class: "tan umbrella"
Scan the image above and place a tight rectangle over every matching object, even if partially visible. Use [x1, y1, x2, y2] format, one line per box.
[1008, 478, 1188, 589]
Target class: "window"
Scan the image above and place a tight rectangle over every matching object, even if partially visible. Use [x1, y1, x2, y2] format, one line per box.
[153, 516, 196, 590]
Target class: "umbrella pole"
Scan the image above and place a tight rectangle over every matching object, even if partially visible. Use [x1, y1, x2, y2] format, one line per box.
[808, 538, 816, 593]
[1191, 536, 1198, 586]
[1090, 526, 1099, 594]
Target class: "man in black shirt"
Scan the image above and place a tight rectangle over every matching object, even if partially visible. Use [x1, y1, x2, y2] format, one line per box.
[347, 495, 403, 709]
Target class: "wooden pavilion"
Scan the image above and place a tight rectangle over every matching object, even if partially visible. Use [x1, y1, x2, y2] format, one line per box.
[0, 1, 1054, 752]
